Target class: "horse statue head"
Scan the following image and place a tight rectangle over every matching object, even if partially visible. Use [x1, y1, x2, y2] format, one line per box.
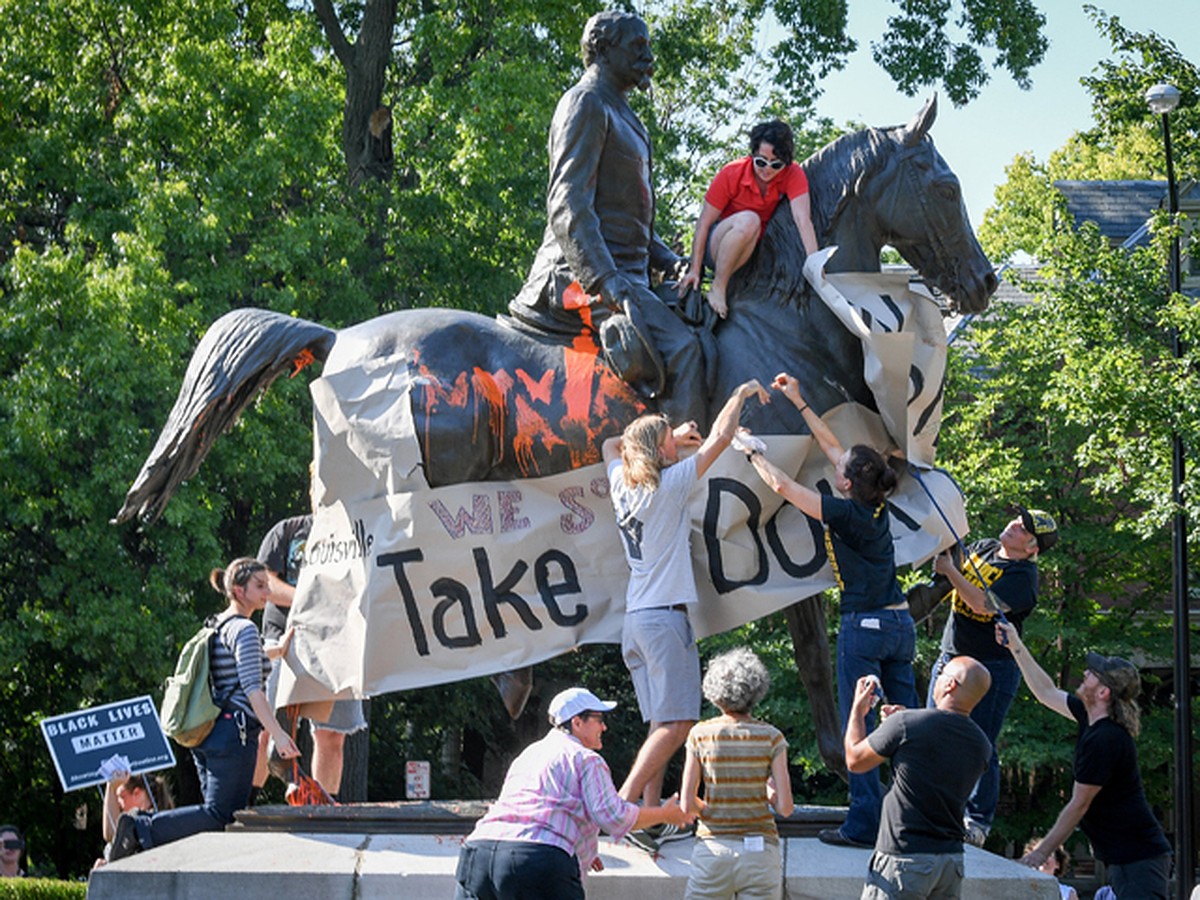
[805, 95, 997, 314]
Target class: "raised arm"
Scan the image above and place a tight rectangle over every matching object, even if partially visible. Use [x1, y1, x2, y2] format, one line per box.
[843, 676, 888, 774]
[996, 621, 1072, 721]
[747, 450, 823, 521]
[933, 552, 992, 616]
[264, 570, 296, 608]
[693, 380, 769, 478]
[101, 771, 129, 842]
[771, 373, 843, 467]
[1019, 782, 1102, 869]
[602, 435, 623, 466]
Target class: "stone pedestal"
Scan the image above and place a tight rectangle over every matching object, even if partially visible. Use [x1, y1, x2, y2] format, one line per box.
[88, 830, 1060, 899]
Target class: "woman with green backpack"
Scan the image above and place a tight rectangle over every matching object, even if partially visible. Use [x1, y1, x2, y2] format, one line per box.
[110, 558, 300, 859]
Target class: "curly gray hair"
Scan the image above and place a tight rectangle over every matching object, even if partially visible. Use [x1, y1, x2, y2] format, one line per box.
[703, 647, 770, 714]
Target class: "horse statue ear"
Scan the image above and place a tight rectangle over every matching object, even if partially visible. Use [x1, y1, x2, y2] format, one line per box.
[900, 94, 938, 148]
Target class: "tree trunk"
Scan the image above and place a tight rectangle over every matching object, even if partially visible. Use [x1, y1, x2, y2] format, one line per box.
[783, 599, 847, 781]
[312, 0, 397, 185]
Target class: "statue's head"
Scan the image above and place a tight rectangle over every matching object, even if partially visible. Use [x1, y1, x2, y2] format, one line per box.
[581, 11, 653, 91]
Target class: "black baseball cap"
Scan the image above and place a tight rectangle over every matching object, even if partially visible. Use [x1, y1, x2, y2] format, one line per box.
[1085, 652, 1140, 701]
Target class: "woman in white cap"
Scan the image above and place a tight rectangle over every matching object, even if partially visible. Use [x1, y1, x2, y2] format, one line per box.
[454, 687, 694, 899]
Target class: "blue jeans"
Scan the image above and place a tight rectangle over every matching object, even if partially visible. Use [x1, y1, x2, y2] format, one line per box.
[838, 609, 918, 844]
[455, 839, 583, 900]
[927, 652, 1019, 831]
[1108, 852, 1171, 899]
[134, 712, 261, 849]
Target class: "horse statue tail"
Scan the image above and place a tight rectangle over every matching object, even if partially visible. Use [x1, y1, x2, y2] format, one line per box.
[114, 308, 336, 525]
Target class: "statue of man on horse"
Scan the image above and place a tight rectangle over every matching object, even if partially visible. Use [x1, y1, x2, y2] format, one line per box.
[115, 9, 999, 777]
[506, 9, 709, 428]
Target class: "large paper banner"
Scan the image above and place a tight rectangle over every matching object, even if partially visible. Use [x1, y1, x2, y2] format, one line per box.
[40, 696, 175, 792]
[276, 261, 965, 705]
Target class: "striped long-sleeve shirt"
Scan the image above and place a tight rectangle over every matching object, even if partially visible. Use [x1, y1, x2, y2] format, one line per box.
[687, 717, 787, 843]
[466, 727, 639, 874]
[208, 615, 270, 720]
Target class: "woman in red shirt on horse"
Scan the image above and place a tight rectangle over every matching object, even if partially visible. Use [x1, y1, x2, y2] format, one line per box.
[678, 120, 819, 318]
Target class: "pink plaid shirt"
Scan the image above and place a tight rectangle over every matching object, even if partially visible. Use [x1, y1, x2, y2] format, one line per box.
[466, 727, 639, 872]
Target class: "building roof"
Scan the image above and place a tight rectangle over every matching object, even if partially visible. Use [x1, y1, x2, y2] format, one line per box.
[1053, 179, 1200, 296]
[1054, 180, 1166, 247]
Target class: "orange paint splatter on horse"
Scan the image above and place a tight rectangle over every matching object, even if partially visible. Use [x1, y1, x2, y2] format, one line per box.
[414, 364, 471, 467]
[472, 367, 511, 462]
[511, 395, 567, 476]
[515, 369, 555, 405]
[290, 348, 316, 378]
[409, 324, 643, 479]
[562, 331, 600, 430]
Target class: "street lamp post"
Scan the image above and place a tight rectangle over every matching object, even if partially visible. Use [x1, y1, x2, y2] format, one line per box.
[1146, 80, 1194, 899]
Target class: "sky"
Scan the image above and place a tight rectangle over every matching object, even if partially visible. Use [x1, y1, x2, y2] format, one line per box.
[804, 0, 1199, 229]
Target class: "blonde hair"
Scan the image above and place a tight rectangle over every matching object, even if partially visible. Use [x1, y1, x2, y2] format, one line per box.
[621, 415, 670, 490]
[1110, 695, 1142, 737]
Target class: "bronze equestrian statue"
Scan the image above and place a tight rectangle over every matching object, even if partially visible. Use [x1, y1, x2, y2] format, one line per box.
[116, 14, 995, 779]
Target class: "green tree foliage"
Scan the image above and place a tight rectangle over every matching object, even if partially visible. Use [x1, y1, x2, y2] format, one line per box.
[0, 0, 373, 875]
[0, 879, 86, 900]
[980, 8, 1196, 262]
[1082, 5, 1200, 172]
[940, 224, 1190, 850]
[949, 15, 1197, 851]
[774, 0, 1047, 106]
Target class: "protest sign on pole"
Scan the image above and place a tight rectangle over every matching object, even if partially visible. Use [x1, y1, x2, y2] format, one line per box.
[40, 696, 175, 792]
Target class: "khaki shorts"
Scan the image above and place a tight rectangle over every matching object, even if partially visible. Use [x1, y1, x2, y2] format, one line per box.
[686, 836, 782, 900]
[621, 606, 700, 723]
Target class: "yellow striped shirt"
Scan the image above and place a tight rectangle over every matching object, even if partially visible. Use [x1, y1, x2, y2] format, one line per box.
[686, 717, 787, 842]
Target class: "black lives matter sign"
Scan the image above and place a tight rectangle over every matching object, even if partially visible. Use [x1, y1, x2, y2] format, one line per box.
[40, 695, 175, 792]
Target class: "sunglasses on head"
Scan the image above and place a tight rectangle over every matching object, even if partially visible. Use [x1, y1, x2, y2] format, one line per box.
[753, 156, 785, 171]
[232, 562, 264, 585]
[2, 839, 23, 851]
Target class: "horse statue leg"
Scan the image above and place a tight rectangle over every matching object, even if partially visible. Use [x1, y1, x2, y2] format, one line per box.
[782, 598, 847, 781]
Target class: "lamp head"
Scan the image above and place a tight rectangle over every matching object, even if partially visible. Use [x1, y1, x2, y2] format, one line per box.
[1146, 83, 1181, 115]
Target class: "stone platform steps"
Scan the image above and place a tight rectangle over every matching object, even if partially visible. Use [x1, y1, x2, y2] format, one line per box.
[88, 827, 1059, 898]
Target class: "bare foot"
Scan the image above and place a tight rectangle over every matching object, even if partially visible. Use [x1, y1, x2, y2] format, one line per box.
[706, 286, 728, 318]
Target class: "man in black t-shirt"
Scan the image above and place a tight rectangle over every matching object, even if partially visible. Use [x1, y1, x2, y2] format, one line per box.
[844, 656, 992, 899]
[917, 505, 1057, 845]
[999, 621, 1171, 900]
